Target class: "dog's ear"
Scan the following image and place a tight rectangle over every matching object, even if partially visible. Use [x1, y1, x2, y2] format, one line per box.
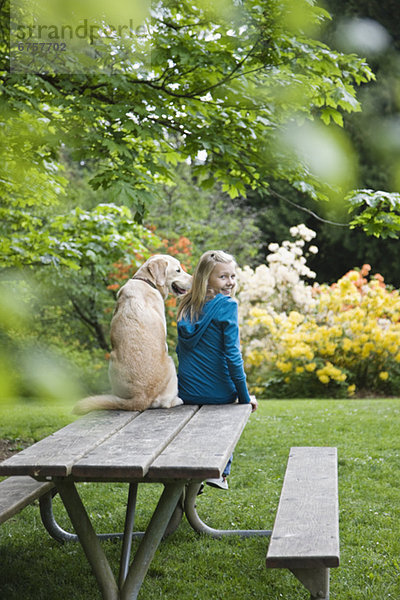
[147, 257, 169, 286]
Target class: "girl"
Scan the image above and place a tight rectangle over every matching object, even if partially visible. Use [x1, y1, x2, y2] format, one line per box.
[176, 250, 257, 490]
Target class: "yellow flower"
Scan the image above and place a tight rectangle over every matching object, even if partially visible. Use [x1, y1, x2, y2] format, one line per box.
[361, 342, 375, 358]
[379, 371, 389, 381]
[288, 311, 304, 325]
[347, 270, 360, 282]
[305, 362, 316, 372]
[342, 338, 352, 352]
[295, 366, 304, 374]
[252, 386, 264, 395]
[276, 360, 292, 373]
[318, 374, 330, 384]
[247, 350, 264, 367]
[348, 384, 356, 396]
[322, 342, 337, 355]
[350, 321, 364, 334]
[303, 348, 315, 361]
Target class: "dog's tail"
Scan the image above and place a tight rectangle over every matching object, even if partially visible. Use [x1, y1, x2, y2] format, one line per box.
[72, 394, 148, 415]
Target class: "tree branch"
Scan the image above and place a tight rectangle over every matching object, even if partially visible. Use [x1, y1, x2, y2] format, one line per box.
[268, 187, 349, 227]
[70, 298, 110, 351]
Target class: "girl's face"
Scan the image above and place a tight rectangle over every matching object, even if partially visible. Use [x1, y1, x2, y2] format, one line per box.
[207, 261, 236, 298]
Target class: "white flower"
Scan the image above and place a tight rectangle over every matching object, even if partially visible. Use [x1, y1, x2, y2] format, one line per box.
[309, 245, 318, 254]
[238, 224, 319, 351]
[290, 223, 317, 242]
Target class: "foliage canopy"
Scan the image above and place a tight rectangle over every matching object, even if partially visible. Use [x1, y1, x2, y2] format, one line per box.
[1, 0, 381, 270]
[2, 0, 400, 399]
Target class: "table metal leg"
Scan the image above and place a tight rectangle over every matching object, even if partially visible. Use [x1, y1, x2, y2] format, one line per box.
[184, 482, 272, 539]
[119, 483, 138, 588]
[39, 489, 79, 543]
[56, 479, 119, 600]
[40, 488, 145, 544]
[121, 481, 185, 600]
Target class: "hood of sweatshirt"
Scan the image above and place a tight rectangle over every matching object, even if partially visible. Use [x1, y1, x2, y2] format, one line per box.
[177, 293, 232, 350]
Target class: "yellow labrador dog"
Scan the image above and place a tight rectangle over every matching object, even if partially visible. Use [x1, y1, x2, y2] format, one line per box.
[74, 255, 192, 413]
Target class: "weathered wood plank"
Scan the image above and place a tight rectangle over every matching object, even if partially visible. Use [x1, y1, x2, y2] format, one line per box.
[0, 411, 140, 478]
[266, 447, 339, 569]
[72, 405, 199, 480]
[0, 476, 54, 524]
[148, 404, 252, 480]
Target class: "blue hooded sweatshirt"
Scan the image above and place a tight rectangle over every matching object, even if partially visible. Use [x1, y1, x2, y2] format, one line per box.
[176, 294, 252, 405]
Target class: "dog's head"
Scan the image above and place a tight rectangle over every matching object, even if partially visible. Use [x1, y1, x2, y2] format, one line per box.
[139, 255, 192, 299]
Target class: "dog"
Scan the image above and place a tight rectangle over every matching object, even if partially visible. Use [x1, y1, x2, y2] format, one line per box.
[74, 254, 192, 413]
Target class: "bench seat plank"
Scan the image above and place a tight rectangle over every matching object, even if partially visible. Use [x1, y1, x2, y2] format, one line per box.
[266, 446, 339, 570]
[72, 405, 199, 480]
[0, 476, 54, 524]
[0, 411, 140, 479]
[148, 404, 252, 480]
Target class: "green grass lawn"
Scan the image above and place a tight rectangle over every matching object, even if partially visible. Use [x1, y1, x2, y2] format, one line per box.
[0, 398, 399, 600]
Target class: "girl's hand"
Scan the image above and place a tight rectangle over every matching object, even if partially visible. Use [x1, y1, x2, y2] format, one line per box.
[249, 395, 258, 412]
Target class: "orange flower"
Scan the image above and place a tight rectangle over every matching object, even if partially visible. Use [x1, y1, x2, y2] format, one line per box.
[178, 236, 191, 249]
[360, 263, 371, 276]
[354, 277, 367, 290]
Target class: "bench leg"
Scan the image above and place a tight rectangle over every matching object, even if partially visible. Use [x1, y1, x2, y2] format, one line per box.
[184, 482, 272, 539]
[290, 567, 330, 600]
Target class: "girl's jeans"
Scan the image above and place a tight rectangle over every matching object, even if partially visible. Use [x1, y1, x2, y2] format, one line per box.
[223, 454, 233, 477]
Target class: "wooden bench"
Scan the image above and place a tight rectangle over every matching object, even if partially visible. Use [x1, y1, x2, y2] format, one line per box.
[266, 447, 339, 600]
[0, 476, 54, 525]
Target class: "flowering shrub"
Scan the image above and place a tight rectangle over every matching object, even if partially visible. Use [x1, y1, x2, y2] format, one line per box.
[237, 227, 400, 398]
[237, 224, 317, 316]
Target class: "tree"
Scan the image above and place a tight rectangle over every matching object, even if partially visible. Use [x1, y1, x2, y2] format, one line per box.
[146, 163, 263, 266]
[1, 0, 379, 259]
[298, 0, 400, 284]
[28, 203, 159, 348]
[238, 0, 400, 285]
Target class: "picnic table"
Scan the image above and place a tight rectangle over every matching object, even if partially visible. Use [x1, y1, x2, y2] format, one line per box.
[0, 403, 269, 600]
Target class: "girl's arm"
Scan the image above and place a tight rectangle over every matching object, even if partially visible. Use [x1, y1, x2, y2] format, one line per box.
[221, 300, 253, 405]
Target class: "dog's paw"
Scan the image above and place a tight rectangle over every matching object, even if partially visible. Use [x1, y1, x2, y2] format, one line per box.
[171, 396, 184, 407]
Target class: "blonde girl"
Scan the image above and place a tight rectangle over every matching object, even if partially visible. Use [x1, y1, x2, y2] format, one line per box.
[176, 250, 257, 489]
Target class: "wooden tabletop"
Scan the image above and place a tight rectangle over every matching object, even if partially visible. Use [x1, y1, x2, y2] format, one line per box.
[0, 404, 252, 483]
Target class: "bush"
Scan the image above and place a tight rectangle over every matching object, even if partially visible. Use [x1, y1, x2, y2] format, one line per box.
[237, 227, 400, 398]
